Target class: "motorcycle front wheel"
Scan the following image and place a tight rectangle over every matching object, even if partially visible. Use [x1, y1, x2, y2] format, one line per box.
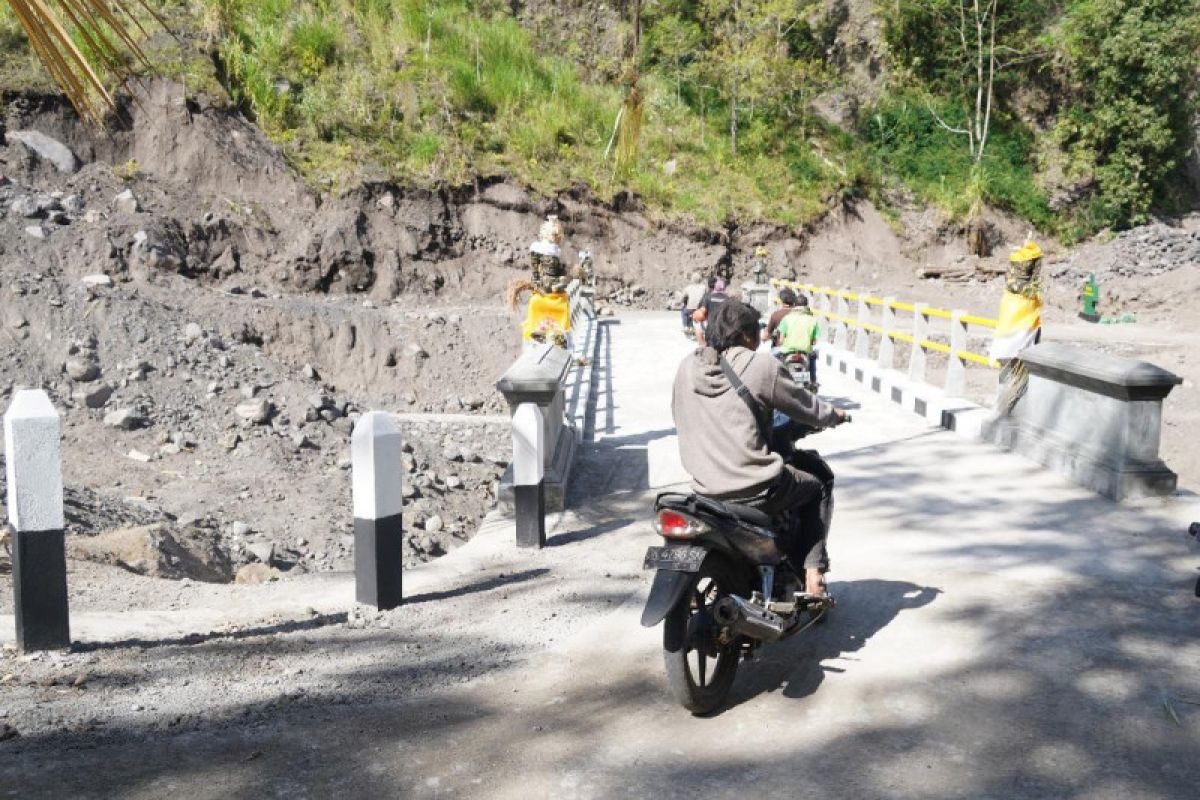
[662, 555, 744, 715]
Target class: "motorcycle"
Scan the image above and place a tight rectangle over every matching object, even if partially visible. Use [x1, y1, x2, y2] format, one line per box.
[783, 350, 819, 393]
[640, 415, 845, 714]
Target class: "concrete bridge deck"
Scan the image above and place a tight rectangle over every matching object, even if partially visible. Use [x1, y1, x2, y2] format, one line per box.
[2, 311, 1197, 799]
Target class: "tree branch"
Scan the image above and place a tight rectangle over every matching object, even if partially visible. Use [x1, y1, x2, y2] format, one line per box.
[925, 97, 970, 136]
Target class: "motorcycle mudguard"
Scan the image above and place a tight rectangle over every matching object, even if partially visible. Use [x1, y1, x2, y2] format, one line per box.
[640, 569, 693, 628]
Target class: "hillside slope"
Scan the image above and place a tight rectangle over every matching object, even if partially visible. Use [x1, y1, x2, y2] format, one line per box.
[6, 1, 1194, 238]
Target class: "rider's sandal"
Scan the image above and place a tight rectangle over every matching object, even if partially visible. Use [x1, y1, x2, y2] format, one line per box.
[799, 591, 835, 624]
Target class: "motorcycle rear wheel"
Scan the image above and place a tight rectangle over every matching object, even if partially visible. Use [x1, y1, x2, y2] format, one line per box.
[662, 556, 744, 715]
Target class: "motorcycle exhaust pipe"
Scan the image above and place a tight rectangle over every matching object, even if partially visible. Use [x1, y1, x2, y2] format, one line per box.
[713, 594, 788, 643]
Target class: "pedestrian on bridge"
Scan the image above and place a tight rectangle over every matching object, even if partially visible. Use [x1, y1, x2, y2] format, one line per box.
[672, 299, 846, 599]
[680, 272, 707, 337]
[691, 278, 729, 347]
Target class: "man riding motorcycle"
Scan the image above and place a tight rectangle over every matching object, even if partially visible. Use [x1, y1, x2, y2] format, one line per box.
[672, 299, 846, 599]
[773, 293, 821, 389]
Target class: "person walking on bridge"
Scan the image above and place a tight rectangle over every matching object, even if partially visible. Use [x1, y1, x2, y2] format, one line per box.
[672, 300, 846, 599]
[690, 278, 729, 346]
[680, 272, 707, 337]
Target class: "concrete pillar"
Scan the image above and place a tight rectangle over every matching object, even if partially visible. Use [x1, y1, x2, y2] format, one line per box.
[352, 411, 404, 610]
[512, 403, 546, 548]
[834, 291, 850, 351]
[5, 389, 69, 651]
[879, 297, 897, 371]
[854, 297, 871, 360]
[818, 291, 834, 345]
[909, 303, 929, 383]
[946, 310, 969, 397]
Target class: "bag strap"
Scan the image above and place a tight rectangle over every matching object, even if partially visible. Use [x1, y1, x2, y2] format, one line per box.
[718, 354, 770, 445]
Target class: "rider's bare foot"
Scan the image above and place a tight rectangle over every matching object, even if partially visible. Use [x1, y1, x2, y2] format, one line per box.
[805, 568, 829, 599]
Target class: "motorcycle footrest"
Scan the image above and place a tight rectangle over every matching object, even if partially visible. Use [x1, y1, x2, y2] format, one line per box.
[795, 591, 836, 609]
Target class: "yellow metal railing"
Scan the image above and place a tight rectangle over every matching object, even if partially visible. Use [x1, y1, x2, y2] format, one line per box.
[769, 279, 1001, 370]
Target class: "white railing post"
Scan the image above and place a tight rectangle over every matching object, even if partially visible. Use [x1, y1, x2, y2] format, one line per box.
[947, 310, 969, 397]
[818, 290, 834, 345]
[879, 297, 897, 371]
[512, 403, 546, 548]
[834, 290, 850, 351]
[855, 296, 871, 360]
[909, 303, 929, 383]
[352, 411, 405, 610]
[5, 389, 70, 651]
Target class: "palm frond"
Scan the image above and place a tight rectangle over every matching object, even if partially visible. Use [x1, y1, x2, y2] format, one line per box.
[5, 0, 164, 124]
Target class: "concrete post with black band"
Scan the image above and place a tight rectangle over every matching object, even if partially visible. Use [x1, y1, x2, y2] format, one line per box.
[5, 389, 70, 652]
[352, 411, 404, 609]
[512, 402, 546, 548]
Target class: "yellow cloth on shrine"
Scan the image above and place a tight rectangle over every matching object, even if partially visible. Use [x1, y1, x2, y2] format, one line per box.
[522, 291, 572, 340]
[989, 292, 1042, 361]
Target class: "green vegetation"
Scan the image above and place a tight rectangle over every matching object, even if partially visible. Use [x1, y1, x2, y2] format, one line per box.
[862, 96, 1052, 229]
[879, 0, 1200, 236]
[0, 0, 1197, 238]
[1054, 0, 1200, 229]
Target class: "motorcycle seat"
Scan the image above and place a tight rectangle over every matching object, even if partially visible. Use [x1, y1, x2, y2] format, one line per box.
[656, 492, 773, 529]
[721, 502, 772, 528]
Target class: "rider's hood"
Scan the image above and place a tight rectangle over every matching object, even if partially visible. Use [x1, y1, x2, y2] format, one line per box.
[686, 345, 752, 398]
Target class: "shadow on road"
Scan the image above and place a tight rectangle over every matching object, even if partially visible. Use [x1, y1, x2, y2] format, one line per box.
[403, 567, 551, 605]
[723, 580, 941, 711]
[72, 612, 352, 653]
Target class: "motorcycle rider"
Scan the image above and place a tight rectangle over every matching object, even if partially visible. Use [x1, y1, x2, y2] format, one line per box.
[672, 299, 845, 599]
[763, 286, 799, 347]
[775, 294, 821, 389]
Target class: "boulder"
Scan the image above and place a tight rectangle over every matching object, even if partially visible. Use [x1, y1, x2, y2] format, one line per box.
[68, 524, 234, 582]
[234, 563, 280, 584]
[74, 383, 114, 409]
[8, 130, 79, 173]
[235, 398, 274, 424]
[65, 357, 100, 383]
[104, 408, 144, 430]
[113, 189, 140, 214]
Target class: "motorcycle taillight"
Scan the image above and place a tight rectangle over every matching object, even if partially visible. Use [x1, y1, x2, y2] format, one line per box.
[654, 510, 708, 539]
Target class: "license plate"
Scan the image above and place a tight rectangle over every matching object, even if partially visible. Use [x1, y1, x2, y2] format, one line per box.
[643, 545, 707, 572]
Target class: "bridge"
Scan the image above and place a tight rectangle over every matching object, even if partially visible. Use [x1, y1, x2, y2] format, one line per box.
[2, 309, 1197, 798]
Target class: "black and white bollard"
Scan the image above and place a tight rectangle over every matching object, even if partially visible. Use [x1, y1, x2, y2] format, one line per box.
[351, 411, 404, 610]
[4, 389, 70, 651]
[512, 402, 546, 548]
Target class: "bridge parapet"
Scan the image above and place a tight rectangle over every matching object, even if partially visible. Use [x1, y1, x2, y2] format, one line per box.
[984, 343, 1183, 501]
[495, 281, 598, 513]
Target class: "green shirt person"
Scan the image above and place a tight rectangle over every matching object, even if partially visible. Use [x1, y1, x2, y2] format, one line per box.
[777, 300, 821, 355]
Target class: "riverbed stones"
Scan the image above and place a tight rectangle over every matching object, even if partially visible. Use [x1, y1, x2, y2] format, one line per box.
[104, 408, 144, 430]
[235, 398, 274, 424]
[74, 383, 114, 409]
[113, 189, 140, 214]
[65, 358, 100, 382]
